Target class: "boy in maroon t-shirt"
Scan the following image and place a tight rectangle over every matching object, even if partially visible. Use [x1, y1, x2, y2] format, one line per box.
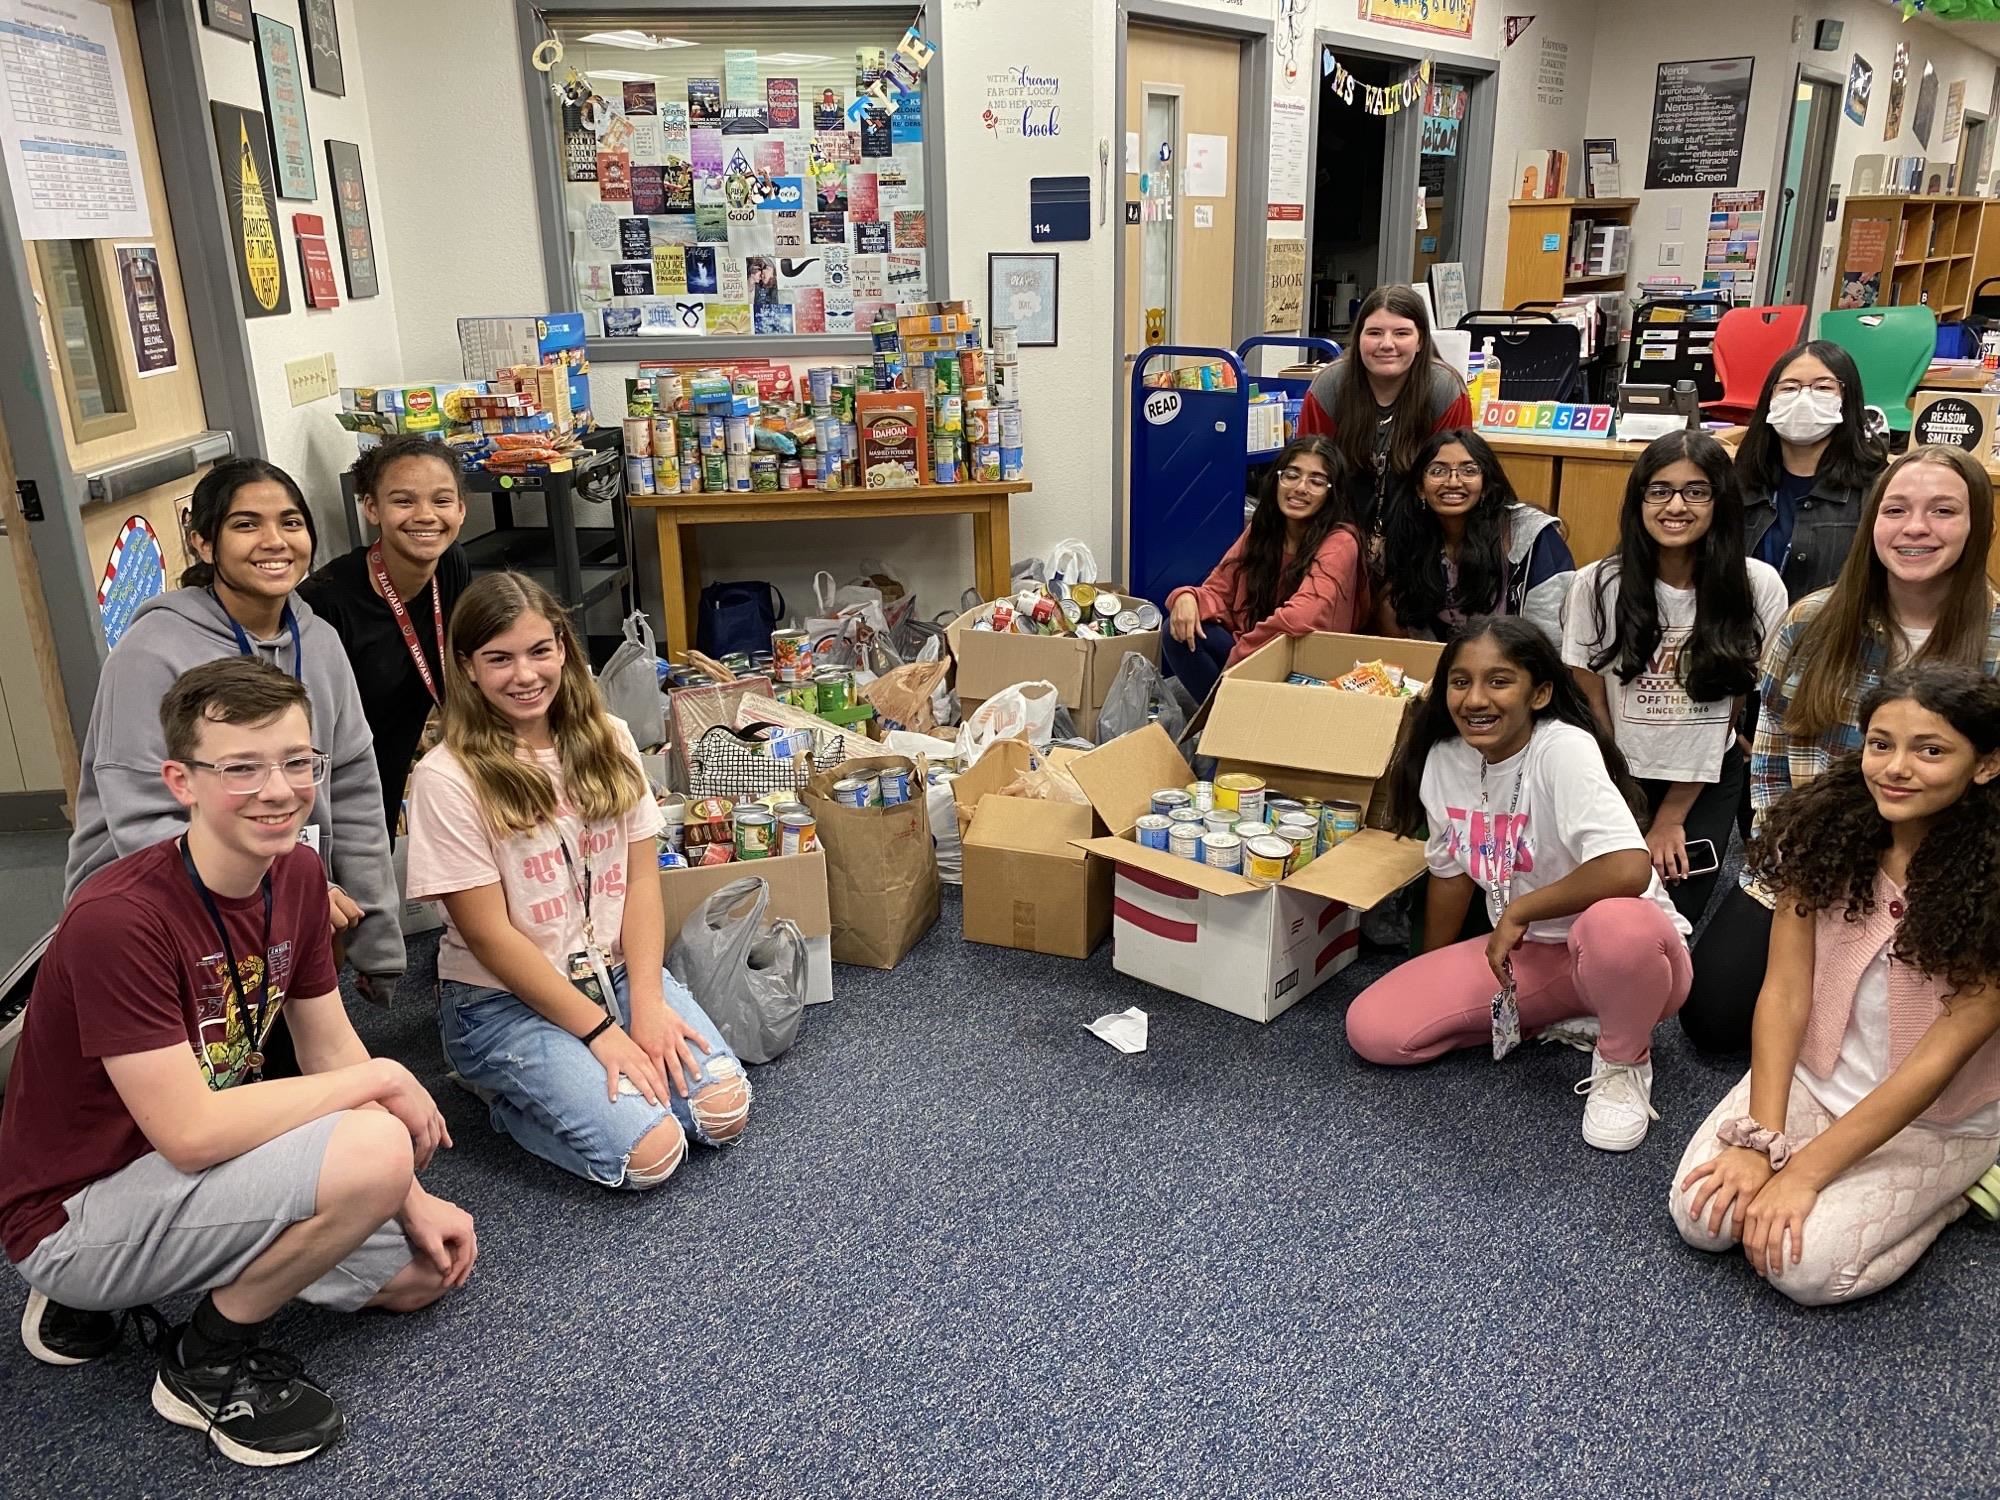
[0, 659, 475, 1467]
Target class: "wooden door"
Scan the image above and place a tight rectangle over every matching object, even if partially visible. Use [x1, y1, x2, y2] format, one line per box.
[1124, 24, 1242, 355]
[1, 0, 210, 808]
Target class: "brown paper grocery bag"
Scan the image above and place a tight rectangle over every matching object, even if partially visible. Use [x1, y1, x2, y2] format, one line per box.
[803, 755, 940, 970]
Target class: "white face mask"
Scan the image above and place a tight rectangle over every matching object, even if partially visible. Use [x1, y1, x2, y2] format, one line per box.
[1767, 387, 1843, 445]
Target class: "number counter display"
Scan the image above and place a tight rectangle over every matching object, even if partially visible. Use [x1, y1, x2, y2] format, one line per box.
[1478, 401, 1616, 437]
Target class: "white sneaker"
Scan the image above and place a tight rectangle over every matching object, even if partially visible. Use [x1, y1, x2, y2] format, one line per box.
[1574, 1048, 1658, 1153]
[1532, 1014, 1601, 1052]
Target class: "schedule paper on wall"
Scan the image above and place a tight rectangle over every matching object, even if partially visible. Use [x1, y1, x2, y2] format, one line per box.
[0, 0, 150, 240]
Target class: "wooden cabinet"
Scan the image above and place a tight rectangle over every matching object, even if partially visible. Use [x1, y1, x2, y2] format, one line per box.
[1503, 197, 1638, 306]
[1831, 195, 2000, 318]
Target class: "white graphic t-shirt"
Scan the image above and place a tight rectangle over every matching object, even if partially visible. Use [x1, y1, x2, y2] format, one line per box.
[1561, 558, 1789, 782]
[1421, 719, 1690, 943]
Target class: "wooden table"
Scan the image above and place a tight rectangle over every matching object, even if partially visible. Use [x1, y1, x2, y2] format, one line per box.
[1919, 363, 1994, 394]
[630, 480, 1030, 660]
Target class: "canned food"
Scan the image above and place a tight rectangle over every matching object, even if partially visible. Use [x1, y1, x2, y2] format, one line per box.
[1233, 819, 1267, 842]
[733, 807, 775, 860]
[689, 796, 734, 821]
[657, 792, 686, 851]
[832, 776, 873, 809]
[814, 669, 854, 713]
[780, 458, 804, 490]
[1113, 610, 1142, 635]
[750, 453, 780, 492]
[1277, 822, 1316, 872]
[1168, 822, 1203, 861]
[651, 416, 678, 461]
[778, 809, 818, 856]
[702, 452, 727, 492]
[727, 451, 752, 491]
[724, 417, 752, 455]
[1092, 594, 1122, 626]
[935, 395, 963, 435]
[622, 415, 653, 456]
[1327, 800, 1364, 843]
[1151, 789, 1191, 819]
[1167, 806, 1205, 829]
[1131, 602, 1162, 633]
[1217, 773, 1266, 824]
[1001, 447, 1025, 481]
[1186, 780, 1215, 814]
[1059, 597, 1082, 626]
[1244, 835, 1290, 886]
[771, 629, 811, 672]
[879, 767, 912, 806]
[1201, 831, 1242, 873]
[624, 382, 655, 418]
[654, 453, 681, 493]
[1203, 811, 1236, 838]
[973, 444, 1002, 483]
[808, 365, 836, 408]
[776, 679, 819, 713]
[758, 792, 803, 813]
[1266, 798, 1305, 828]
[992, 326, 1020, 361]
[625, 455, 654, 495]
[1135, 813, 1171, 850]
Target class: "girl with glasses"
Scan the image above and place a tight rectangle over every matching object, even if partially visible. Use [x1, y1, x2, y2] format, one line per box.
[1376, 428, 1576, 649]
[1562, 432, 1788, 926]
[63, 458, 404, 1012]
[1682, 447, 2000, 1054]
[1163, 436, 1364, 702]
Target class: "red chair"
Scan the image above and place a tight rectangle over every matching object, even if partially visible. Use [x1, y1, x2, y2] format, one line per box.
[1702, 304, 1809, 423]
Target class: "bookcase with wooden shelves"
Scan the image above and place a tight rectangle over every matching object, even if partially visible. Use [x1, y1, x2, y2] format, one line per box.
[1504, 197, 1639, 306]
[1832, 196, 2000, 319]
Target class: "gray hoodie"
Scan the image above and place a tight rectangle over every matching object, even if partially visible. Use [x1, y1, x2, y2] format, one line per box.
[63, 588, 405, 981]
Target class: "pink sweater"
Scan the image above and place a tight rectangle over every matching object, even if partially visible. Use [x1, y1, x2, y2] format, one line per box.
[1801, 870, 2000, 1125]
[1165, 527, 1363, 667]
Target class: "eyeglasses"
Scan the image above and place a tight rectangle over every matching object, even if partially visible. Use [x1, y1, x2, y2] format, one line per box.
[1772, 379, 1842, 399]
[185, 753, 330, 795]
[1425, 462, 1483, 482]
[1277, 466, 1332, 492]
[1642, 482, 1714, 507]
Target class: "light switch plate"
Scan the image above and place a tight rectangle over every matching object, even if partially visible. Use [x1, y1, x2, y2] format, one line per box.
[1659, 242, 1683, 266]
[285, 354, 336, 406]
[1664, 207, 1682, 231]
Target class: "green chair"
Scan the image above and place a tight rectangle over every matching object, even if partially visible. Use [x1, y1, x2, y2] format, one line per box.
[1818, 305, 1938, 435]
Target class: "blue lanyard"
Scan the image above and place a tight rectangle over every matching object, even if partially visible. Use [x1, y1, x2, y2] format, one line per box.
[213, 591, 302, 681]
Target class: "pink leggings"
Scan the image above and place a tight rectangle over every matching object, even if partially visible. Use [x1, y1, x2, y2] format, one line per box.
[1346, 898, 1692, 1065]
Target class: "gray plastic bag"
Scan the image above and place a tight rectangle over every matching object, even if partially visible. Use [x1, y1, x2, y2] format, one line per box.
[666, 877, 807, 1064]
[599, 612, 665, 749]
[1094, 651, 1187, 744]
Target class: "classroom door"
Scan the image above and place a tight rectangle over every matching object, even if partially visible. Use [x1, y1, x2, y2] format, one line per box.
[0, 0, 213, 819]
[1123, 24, 1241, 353]
[1769, 74, 1840, 307]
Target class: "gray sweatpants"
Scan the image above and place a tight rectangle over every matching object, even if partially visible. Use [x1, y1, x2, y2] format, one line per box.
[15, 1113, 410, 1314]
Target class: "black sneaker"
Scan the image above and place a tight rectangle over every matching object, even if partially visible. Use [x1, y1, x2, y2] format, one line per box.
[19, 1289, 120, 1366]
[151, 1328, 344, 1468]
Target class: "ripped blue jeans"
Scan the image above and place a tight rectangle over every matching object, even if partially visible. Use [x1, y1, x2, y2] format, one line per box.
[438, 965, 748, 1189]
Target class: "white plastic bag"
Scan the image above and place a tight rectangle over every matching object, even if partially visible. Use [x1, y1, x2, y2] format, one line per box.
[928, 779, 962, 884]
[1094, 652, 1186, 745]
[665, 877, 806, 1065]
[1046, 538, 1099, 586]
[805, 570, 903, 672]
[956, 681, 1060, 766]
[598, 612, 665, 748]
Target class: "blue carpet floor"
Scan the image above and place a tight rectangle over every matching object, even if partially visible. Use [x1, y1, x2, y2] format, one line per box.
[3, 887, 1997, 1497]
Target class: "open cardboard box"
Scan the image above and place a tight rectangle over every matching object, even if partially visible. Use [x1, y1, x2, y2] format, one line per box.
[954, 727, 1192, 960]
[946, 586, 1162, 740]
[1075, 645, 1436, 1022]
[659, 848, 836, 1006]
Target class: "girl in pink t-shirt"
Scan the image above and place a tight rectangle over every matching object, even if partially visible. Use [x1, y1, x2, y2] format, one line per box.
[406, 573, 749, 1189]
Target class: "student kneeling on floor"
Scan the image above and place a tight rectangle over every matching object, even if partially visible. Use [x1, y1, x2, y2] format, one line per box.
[0, 658, 475, 1468]
[405, 573, 749, 1189]
[1672, 665, 2000, 1305]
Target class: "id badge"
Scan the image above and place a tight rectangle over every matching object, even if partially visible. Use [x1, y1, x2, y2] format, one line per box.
[297, 822, 322, 854]
[566, 950, 612, 1014]
[1490, 960, 1522, 1062]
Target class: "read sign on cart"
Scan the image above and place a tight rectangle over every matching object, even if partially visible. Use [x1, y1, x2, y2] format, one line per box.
[1479, 401, 1615, 436]
[1142, 389, 1182, 425]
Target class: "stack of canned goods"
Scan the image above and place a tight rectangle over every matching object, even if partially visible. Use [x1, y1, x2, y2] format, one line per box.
[830, 763, 914, 809]
[657, 790, 819, 869]
[969, 580, 1163, 642]
[1131, 774, 1367, 883]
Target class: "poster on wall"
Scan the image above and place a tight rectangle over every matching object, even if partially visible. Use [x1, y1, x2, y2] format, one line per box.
[209, 102, 290, 318]
[324, 138, 379, 299]
[1264, 238, 1305, 333]
[114, 243, 176, 376]
[1944, 79, 1966, 147]
[1358, 0, 1477, 39]
[254, 15, 315, 201]
[1703, 189, 1763, 297]
[292, 212, 340, 308]
[299, 0, 344, 97]
[1884, 42, 1909, 141]
[1266, 93, 1309, 235]
[981, 64, 1061, 140]
[1912, 61, 1939, 150]
[1643, 56, 1752, 190]
[200, 0, 253, 41]
[1844, 54, 1872, 126]
[1839, 217, 1891, 309]
[96, 516, 167, 651]
[988, 253, 1058, 346]
[0, 0, 153, 242]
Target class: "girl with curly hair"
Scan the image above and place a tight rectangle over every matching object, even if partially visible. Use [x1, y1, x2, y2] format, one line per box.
[1345, 616, 1692, 1153]
[1671, 665, 2000, 1305]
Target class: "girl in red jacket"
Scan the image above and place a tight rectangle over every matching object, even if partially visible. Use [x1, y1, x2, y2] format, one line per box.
[1672, 663, 2000, 1305]
[1163, 435, 1363, 701]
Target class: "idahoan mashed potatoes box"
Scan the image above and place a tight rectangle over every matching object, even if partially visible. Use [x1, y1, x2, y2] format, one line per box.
[858, 390, 930, 487]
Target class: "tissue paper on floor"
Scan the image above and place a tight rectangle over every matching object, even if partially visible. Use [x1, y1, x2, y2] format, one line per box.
[1085, 1007, 1148, 1054]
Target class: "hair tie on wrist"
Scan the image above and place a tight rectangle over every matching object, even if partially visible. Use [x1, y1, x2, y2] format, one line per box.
[582, 1016, 615, 1046]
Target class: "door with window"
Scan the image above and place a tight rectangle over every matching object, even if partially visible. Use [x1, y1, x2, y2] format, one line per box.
[0, 0, 212, 821]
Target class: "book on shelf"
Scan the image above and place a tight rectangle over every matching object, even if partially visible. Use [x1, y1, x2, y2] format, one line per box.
[1513, 147, 1568, 199]
[1566, 219, 1592, 277]
[1584, 138, 1620, 199]
[1852, 154, 1884, 195]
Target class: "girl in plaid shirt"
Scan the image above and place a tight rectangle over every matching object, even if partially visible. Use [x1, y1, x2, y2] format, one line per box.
[1682, 447, 2000, 1053]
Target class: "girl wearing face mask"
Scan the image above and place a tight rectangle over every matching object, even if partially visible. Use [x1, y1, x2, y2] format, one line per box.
[63, 460, 404, 1001]
[1682, 447, 2000, 1054]
[300, 436, 472, 831]
[1563, 432, 1789, 926]
[1672, 665, 2000, 1306]
[1163, 436, 1363, 702]
[1376, 428, 1575, 648]
[1345, 617, 1692, 1153]
[1297, 285, 1472, 531]
[1735, 341, 1886, 604]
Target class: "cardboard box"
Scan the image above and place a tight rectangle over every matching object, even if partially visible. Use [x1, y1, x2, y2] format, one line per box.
[1208, 633, 1444, 825]
[1076, 644, 1435, 1021]
[947, 591, 1163, 740]
[659, 848, 835, 1006]
[955, 727, 1191, 960]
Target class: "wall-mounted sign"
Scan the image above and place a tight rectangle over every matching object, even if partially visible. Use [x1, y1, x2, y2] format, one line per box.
[1359, 0, 1477, 38]
[1644, 56, 1753, 190]
[324, 138, 378, 298]
[253, 14, 315, 200]
[210, 102, 289, 317]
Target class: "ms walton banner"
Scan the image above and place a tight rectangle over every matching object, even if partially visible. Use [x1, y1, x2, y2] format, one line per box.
[210, 101, 290, 318]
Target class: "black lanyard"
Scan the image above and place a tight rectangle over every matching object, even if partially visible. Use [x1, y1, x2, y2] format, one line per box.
[213, 590, 303, 682]
[556, 832, 594, 947]
[179, 837, 275, 1079]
